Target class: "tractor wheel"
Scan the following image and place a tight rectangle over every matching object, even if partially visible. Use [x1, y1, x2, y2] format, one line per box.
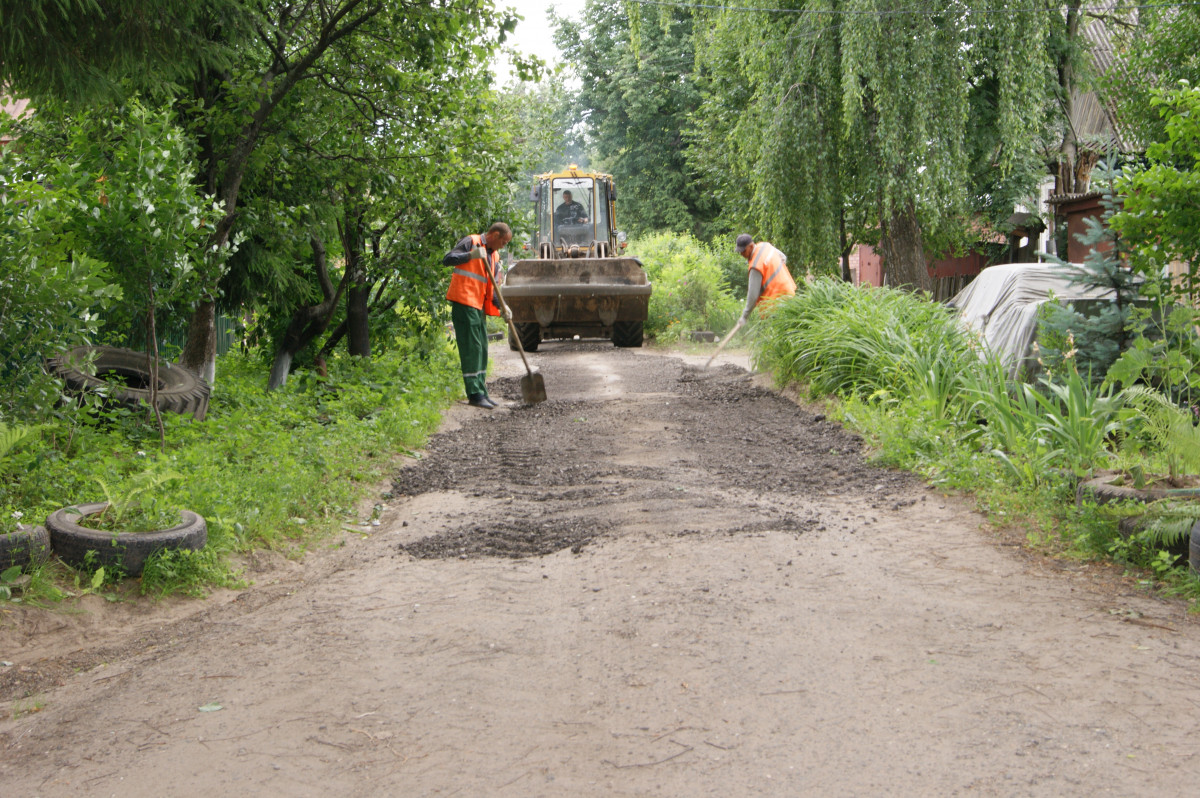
[508, 323, 540, 352]
[611, 321, 643, 348]
[48, 345, 210, 420]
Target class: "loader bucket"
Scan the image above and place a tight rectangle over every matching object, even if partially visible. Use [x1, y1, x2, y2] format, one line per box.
[502, 257, 651, 345]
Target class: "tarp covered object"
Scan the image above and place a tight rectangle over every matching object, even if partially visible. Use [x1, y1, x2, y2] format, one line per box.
[946, 262, 1117, 378]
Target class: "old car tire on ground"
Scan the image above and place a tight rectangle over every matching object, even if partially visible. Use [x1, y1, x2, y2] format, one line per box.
[1075, 475, 1200, 507]
[45, 502, 207, 577]
[0, 523, 51, 570]
[1116, 515, 1192, 560]
[611, 321, 643, 348]
[1191, 520, 1200, 576]
[508, 323, 540, 352]
[47, 345, 210, 420]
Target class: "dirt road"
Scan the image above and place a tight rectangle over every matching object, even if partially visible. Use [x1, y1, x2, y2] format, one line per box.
[3, 342, 1200, 796]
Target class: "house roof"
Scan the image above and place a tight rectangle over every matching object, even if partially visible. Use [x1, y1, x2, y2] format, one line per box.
[1046, 191, 1105, 206]
[1074, 2, 1131, 151]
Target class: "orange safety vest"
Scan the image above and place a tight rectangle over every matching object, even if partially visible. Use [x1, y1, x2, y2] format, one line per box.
[446, 234, 502, 316]
[747, 242, 797, 306]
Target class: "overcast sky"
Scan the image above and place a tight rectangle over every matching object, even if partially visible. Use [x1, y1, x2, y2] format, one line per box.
[495, 0, 587, 80]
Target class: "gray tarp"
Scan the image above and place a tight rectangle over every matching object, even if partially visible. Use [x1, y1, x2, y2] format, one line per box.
[946, 263, 1117, 378]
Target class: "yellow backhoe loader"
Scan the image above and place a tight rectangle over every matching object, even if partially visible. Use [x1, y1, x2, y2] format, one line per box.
[503, 166, 651, 351]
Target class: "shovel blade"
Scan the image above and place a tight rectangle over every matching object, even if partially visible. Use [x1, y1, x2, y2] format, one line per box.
[521, 371, 547, 405]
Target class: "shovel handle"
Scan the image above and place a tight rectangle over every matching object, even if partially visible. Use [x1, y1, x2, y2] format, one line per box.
[705, 317, 746, 369]
[484, 261, 535, 376]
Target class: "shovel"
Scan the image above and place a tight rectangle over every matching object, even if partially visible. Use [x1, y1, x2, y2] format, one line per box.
[485, 264, 547, 404]
[704, 317, 746, 370]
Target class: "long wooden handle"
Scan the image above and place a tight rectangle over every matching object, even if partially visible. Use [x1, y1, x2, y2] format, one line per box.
[483, 260, 534, 376]
[705, 318, 745, 369]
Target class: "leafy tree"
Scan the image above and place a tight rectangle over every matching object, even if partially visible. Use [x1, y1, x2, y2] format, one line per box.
[0, 98, 226, 422]
[0, 153, 119, 420]
[691, 0, 1048, 289]
[0, 0, 242, 101]
[11, 98, 228, 343]
[508, 74, 589, 179]
[215, 8, 525, 389]
[556, 0, 719, 239]
[1103, 7, 1200, 149]
[1111, 81, 1200, 300]
[171, 0, 519, 384]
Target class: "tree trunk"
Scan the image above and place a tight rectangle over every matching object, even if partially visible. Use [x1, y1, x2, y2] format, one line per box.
[839, 211, 852, 283]
[1055, 1, 1084, 196]
[346, 280, 371, 357]
[177, 3, 386, 383]
[318, 295, 398, 363]
[181, 301, 217, 385]
[879, 202, 933, 292]
[338, 208, 371, 358]
[267, 237, 346, 390]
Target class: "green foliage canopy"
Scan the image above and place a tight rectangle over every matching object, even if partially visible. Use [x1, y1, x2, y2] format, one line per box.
[691, 1, 1050, 284]
[556, 0, 719, 238]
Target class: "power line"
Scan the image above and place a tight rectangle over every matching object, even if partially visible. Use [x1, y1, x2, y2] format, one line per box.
[622, 0, 1200, 16]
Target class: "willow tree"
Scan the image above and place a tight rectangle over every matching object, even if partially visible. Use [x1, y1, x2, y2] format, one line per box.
[692, 1, 1048, 290]
[556, 0, 719, 238]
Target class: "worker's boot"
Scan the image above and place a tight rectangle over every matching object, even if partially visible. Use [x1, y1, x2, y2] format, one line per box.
[467, 393, 495, 409]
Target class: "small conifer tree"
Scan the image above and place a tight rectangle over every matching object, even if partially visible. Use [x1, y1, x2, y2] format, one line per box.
[1037, 159, 1143, 383]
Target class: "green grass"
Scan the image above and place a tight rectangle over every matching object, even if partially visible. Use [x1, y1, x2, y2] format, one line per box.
[753, 276, 1200, 600]
[0, 335, 461, 599]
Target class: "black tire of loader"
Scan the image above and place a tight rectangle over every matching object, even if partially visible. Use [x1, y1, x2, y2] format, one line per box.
[612, 321, 643, 348]
[45, 502, 207, 577]
[0, 523, 51, 570]
[508, 323, 540, 352]
[48, 345, 210, 420]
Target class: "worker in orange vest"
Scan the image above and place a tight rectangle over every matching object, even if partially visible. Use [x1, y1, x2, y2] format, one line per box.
[443, 222, 513, 408]
[735, 233, 797, 323]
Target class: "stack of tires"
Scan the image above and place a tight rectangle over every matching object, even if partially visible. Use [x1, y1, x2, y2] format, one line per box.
[0, 346, 212, 579]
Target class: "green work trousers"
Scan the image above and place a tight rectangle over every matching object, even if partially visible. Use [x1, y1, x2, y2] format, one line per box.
[451, 301, 489, 397]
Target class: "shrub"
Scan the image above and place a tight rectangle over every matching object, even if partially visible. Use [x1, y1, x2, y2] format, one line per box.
[0, 336, 460, 596]
[629, 232, 743, 341]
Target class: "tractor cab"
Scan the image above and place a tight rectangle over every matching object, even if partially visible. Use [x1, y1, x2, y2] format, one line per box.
[530, 167, 623, 259]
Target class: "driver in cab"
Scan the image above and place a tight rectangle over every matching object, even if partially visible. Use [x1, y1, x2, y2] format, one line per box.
[554, 190, 588, 225]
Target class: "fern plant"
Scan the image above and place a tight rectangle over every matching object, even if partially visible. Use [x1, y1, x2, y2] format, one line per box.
[87, 468, 185, 532]
[1122, 385, 1200, 483]
[0, 422, 42, 464]
[1128, 500, 1199, 555]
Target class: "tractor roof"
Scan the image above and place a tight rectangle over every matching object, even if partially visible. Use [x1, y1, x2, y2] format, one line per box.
[535, 164, 613, 182]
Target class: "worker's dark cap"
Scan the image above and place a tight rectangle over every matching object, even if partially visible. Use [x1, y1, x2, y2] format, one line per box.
[735, 234, 753, 253]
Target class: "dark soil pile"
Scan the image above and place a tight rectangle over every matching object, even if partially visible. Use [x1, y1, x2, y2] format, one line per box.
[391, 345, 916, 560]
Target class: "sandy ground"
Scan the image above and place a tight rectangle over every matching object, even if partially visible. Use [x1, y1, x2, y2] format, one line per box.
[2, 341, 1200, 796]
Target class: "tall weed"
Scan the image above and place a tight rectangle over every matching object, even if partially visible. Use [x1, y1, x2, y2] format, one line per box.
[630, 233, 743, 341]
[752, 274, 1199, 590]
[3, 336, 460, 596]
[754, 278, 975, 406]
